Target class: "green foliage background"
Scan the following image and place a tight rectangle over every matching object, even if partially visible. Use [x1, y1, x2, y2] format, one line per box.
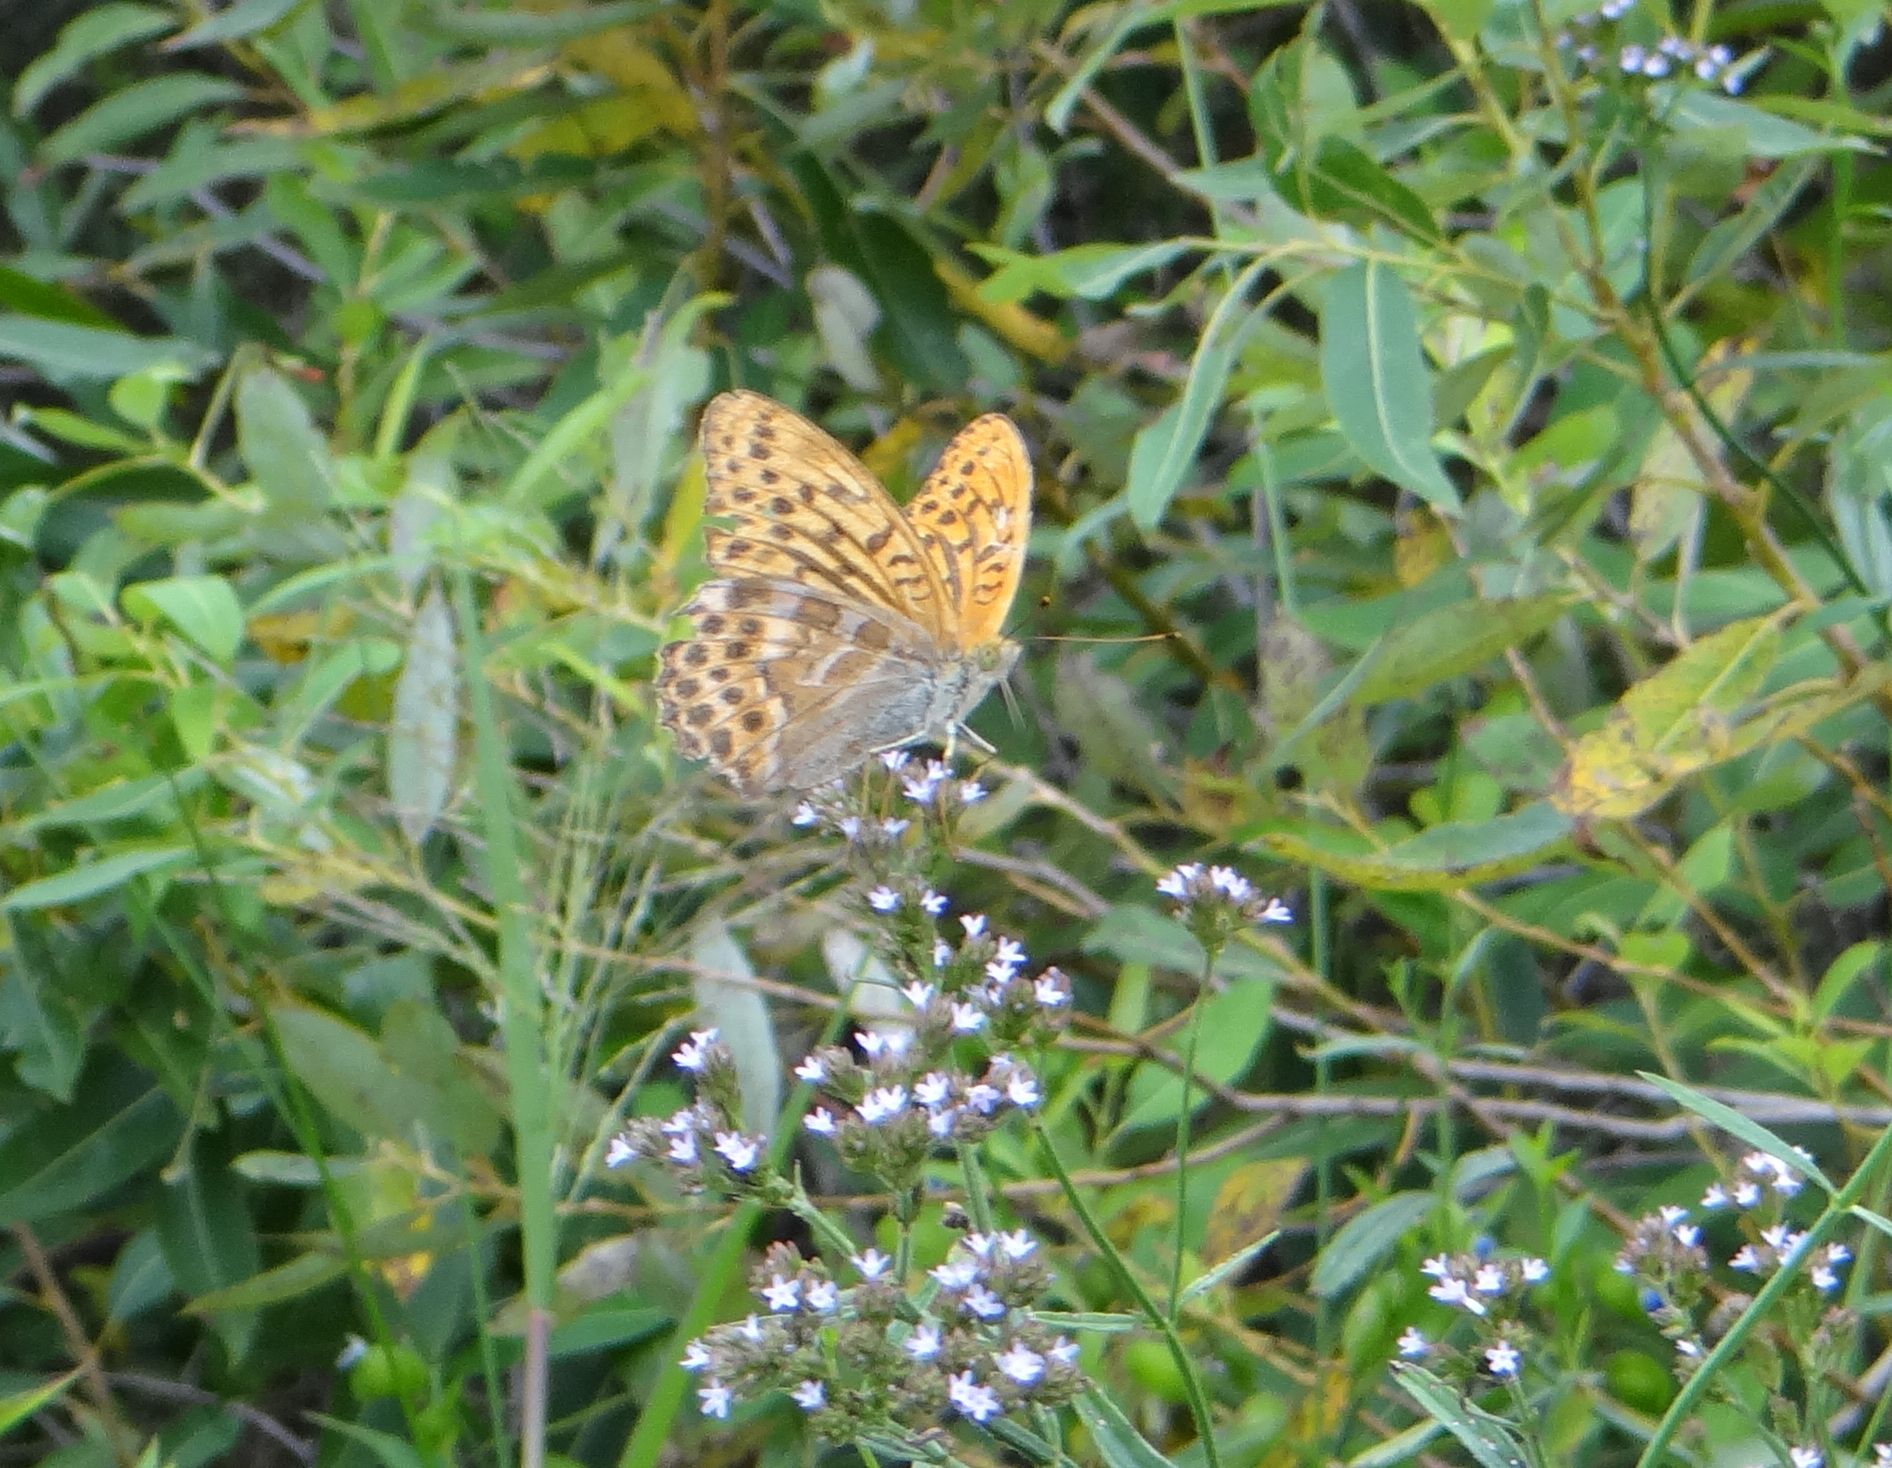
[2, 0, 1890, 1464]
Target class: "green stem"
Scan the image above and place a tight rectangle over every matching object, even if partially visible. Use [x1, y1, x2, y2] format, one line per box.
[1167, 942, 1218, 1318]
[1033, 1119, 1223, 1468]
[1634, 1121, 1892, 1468]
[958, 1144, 998, 1235]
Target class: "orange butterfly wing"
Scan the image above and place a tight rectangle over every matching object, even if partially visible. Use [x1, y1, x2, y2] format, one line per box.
[904, 413, 1033, 650]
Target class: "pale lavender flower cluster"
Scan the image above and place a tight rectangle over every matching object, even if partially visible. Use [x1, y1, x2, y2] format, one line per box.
[679, 1234, 1083, 1439]
[1616, 1152, 1852, 1370]
[605, 1029, 769, 1193]
[790, 750, 988, 842]
[1553, 0, 1760, 94]
[1396, 1247, 1549, 1384]
[1156, 862, 1292, 952]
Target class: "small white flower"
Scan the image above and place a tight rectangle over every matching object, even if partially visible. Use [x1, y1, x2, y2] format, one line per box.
[852, 1248, 891, 1280]
[667, 1132, 699, 1165]
[674, 1028, 719, 1071]
[933, 938, 953, 968]
[681, 1340, 711, 1372]
[335, 1336, 367, 1369]
[951, 1001, 987, 1033]
[1825, 1243, 1852, 1265]
[1429, 1277, 1486, 1315]
[914, 1071, 952, 1107]
[1657, 1205, 1688, 1226]
[961, 913, 988, 938]
[1397, 1326, 1428, 1358]
[1473, 1264, 1506, 1295]
[1700, 1183, 1729, 1208]
[1675, 1336, 1703, 1359]
[735, 1314, 764, 1342]
[1420, 1255, 1452, 1278]
[1874, 1446, 1892, 1465]
[964, 1284, 1006, 1319]
[791, 801, 820, 826]
[931, 1256, 980, 1291]
[867, 886, 901, 913]
[920, 889, 947, 915]
[966, 1082, 1002, 1113]
[1157, 863, 1201, 899]
[659, 1106, 697, 1134]
[1257, 896, 1293, 923]
[836, 816, 862, 840]
[880, 750, 910, 772]
[1520, 1257, 1549, 1284]
[904, 1322, 942, 1360]
[1673, 1223, 1700, 1248]
[1486, 1340, 1520, 1378]
[761, 1274, 801, 1312]
[1732, 1180, 1762, 1207]
[1005, 1071, 1041, 1108]
[1810, 1263, 1840, 1292]
[959, 780, 987, 804]
[1208, 865, 1254, 901]
[947, 1369, 1003, 1422]
[903, 767, 943, 802]
[997, 1229, 1037, 1260]
[962, 1232, 995, 1259]
[995, 1341, 1046, 1383]
[713, 1131, 759, 1172]
[1620, 42, 1646, 69]
[789, 1378, 826, 1411]
[856, 1029, 892, 1058]
[881, 817, 910, 838]
[857, 1085, 909, 1125]
[1035, 974, 1070, 1006]
[806, 1279, 838, 1312]
[698, 1381, 732, 1418]
[793, 1054, 826, 1083]
[803, 1107, 837, 1136]
[1729, 1244, 1761, 1273]
[901, 980, 937, 1007]
[605, 1134, 636, 1168]
[1789, 1449, 1822, 1468]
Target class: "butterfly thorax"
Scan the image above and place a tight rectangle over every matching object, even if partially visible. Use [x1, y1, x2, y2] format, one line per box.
[932, 637, 1019, 736]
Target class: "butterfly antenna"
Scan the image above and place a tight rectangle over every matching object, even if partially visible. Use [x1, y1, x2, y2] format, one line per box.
[999, 673, 1023, 731]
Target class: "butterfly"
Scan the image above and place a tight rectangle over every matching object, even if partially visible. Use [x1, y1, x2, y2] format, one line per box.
[656, 390, 1032, 797]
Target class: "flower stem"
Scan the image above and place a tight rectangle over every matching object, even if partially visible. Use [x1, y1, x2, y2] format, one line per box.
[1033, 1117, 1223, 1468]
[1168, 942, 1218, 1319]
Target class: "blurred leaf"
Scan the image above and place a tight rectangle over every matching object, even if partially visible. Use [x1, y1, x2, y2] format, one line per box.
[166, 0, 304, 48]
[40, 73, 246, 165]
[1072, 1389, 1175, 1468]
[12, 3, 174, 117]
[973, 241, 1194, 304]
[2, 846, 194, 911]
[387, 584, 458, 844]
[1128, 258, 1270, 529]
[156, 1143, 263, 1360]
[1321, 262, 1462, 514]
[235, 365, 335, 520]
[1257, 804, 1575, 891]
[0, 1061, 183, 1225]
[691, 923, 783, 1137]
[1392, 1364, 1531, 1468]
[1668, 93, 1875, 157]
[1117, 984, 1272, 1133]
[0, 315, 216, 379]
[1348, 594, 1574, 704]
[1312, 1190, 1433, 1297]
[122, 575, 245, 663]
[1552, 614, 1782, 820]
[0, 1374, 80, 1436]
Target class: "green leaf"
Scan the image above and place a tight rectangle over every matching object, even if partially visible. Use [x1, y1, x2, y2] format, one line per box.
[1117, 984, 1272, 1133]
[2, 846, 194, 911]
[1668, 93, 1875, 158]
[1072, 1390, 1175, 1468]
[1348, 594, 1575, 704]
[1312, 1191, 1434, 1297]
[184, 1251, 347, 1313]
[40, 73, 246, 166]
[0, 1062, 183, 1225]
[1393, 1364, 1531, 1468]
[1321, 261, 1462, 513]
[0, 1373, 81, 1436]
[165, 0, 305, 48]
[972, 241, 1194, 304]
[12, 3, 174, 117]
[1637, 1073, 1835, 1193]
[235, 365, 335, 520]
[1128, 258, 1271, 529]
[122, 574, 245, 663]
[387, 585, 458, 844]
[156, 1144, 263, 1360]
[1257, 803, 1575, 892]
[0, 315, 216, 380]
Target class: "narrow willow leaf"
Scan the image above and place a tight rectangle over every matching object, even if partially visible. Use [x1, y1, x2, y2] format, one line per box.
[40, 73, 245, 165]
[1073, 1390, 1175, 1468]
[1, 847, 193, 911]
[1639, 1073, 1835, 1192]
[13, 4, 173, 117]
[121, 574, 244, 663]
[1312, 1191, 1434, 1297]
[1393, 1364, 1529, 1468]
[387, 585, 458, 845]
[1321, 261, 1461, 514]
